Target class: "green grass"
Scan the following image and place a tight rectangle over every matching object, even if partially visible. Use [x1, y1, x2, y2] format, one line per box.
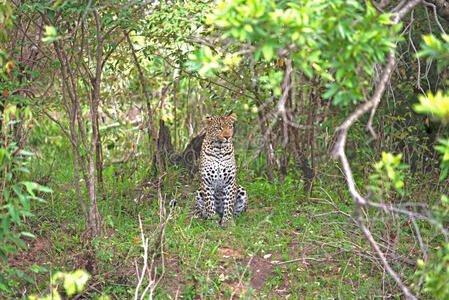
[4, 136, 437, 299]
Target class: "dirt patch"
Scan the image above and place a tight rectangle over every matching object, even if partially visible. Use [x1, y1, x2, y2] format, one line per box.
[160, 255, 190, 298]
[217, 247, 244, 260]
[71, 251, 98, 275]
[234, 255, 273, 292]
[215, 245, 292, 297]
[8, 236, 53, 270]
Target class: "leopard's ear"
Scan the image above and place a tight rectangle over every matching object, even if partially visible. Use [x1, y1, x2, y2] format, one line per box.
[227, 112, 237, 122]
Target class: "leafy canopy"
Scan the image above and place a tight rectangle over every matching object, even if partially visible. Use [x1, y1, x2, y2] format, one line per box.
[190, 0, 400, 105]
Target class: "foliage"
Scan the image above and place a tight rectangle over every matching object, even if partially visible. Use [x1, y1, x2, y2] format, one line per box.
[418, 34, 449, 72]
[0, 141, 52, 289]
[0, 132, 52, 293]
[0, 1, 13, 67]
[0, 2, 52, 292]
[414, 90, 449, 125]
[415, 243, 449, 299]
[191, 0, 400, 105]
[435, 139, 449, 180]
[412, 32, 449, 298]
[29, 269, 90, 300]
[42, 25, 60, 43]
[414, 34, 449, 180]
[369, 152, 406, 197]
[2, 0, 449, 298]
[415, 34, 449, 124]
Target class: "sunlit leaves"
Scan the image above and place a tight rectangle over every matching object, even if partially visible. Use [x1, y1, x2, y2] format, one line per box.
[223, 53, 242, 67]
[418, 34, 449, 72]
[187, 45, 244, 76]
[414, 90, 449, 125]
[42, 25, 60, 43]
[369, 152, 407, 197]
[259, 70, 283, 96]
[29, 270, 90, 299]
[414, 34, 449, 182]
[196, 0, 398, 106]
[435, 139, 449, 180]
[52, 270, 90, 296]
[262, 43, 275, 62]
[207, 0, 275, 42]
[0, 2, 13, 38]
[415, 243, 449, 299]
[187, 46, 222, 76]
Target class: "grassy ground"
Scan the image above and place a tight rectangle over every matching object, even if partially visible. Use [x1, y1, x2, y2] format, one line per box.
[4, 123, 432, 298]
[6, 150, 416, 299]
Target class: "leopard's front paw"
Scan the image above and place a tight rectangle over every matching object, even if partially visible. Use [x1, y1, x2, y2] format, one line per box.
[205, 211, 214, 219]
[220, 218, 235, 229]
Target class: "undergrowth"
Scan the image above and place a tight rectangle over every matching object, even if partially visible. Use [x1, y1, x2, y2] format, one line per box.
[1, 122, 443, 299]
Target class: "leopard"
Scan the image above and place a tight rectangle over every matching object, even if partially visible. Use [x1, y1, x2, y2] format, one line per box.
[195, 112, 248, 227]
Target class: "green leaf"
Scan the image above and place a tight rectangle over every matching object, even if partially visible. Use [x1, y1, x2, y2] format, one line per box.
[441, 195, 449, 205]
[28, 264, 49, 273]
[22, 182, 37, 196]
[323, 84, 339, 99]
[63, 270, 91, 296]
[19, 150, 34, 156]
[262, 44, 274, 62]
[0, 282, 9, 292]
[21, 232, 35, 238]
[22, 181, 53, 195]
[42, 25, 59, 43]
[14, 167, 30, 174]
[44, 25, 57, 37]
[414, 90, 449, 124]
[440, 168, 448, 181]
[8, 205, 20, 224]
[336, 68, 345, 81]
[0, 148, 11, 165]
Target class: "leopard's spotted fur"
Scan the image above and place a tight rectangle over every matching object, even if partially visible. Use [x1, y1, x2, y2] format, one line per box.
[195, 113, 247, 227]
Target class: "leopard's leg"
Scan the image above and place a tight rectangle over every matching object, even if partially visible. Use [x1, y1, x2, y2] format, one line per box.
[221, 184, 236, 228]
[195, 189, 207, 218]
[233, 185, 248, 216]
[203, 185, 216, 219]
[214, 190, 224, 218]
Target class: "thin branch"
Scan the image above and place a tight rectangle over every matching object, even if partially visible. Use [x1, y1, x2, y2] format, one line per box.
[355, 204, 416, 299]
[331, 2, 424, 298]
[134, 215, 149, 300]
[391, 0, 423, 24]
[161, 56, 257, 101]
[424, 0, 449, 22]
[332, 50, 396, 206]
[125, 31, 163, 172]
[41, 109, 73, 146]
[423, 1, 447, 34]
[408, 10, 427, 96]
[365, 200, 448, 242]
[390, 0, 409, 13]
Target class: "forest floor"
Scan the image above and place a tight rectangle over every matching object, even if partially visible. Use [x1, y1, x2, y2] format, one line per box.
[7, 152, 419, 299]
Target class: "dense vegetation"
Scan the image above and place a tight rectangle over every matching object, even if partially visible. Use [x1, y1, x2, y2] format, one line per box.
[1, 0, 449, 298]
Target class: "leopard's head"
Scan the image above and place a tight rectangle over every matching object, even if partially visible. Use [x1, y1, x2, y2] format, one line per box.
[203, 113, 237, 144]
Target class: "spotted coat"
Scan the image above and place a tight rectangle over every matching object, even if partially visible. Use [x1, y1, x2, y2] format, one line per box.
[195, 113, 247, 227]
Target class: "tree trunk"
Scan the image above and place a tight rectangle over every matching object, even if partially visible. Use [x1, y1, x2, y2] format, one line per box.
[152, 119, 205, 175]
[84, 10, 104, 238]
